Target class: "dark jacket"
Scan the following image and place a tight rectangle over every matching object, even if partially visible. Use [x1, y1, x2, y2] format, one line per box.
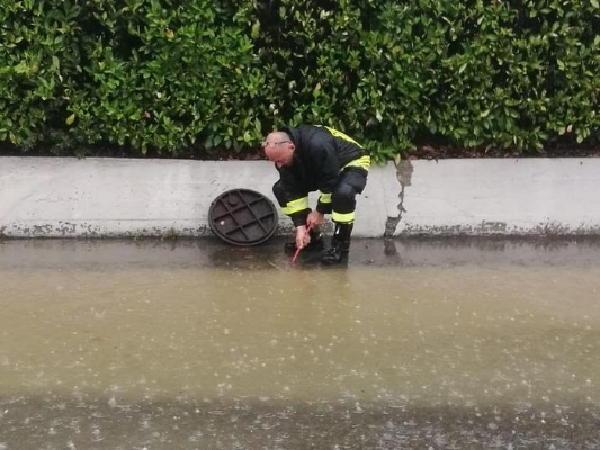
[276, 125, 364, 196]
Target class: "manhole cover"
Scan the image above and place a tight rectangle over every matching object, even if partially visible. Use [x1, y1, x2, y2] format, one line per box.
[208, 189, 279, 245]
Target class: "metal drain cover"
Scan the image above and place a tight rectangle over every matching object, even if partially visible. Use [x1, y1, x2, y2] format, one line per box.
[208, 189, 278, 245]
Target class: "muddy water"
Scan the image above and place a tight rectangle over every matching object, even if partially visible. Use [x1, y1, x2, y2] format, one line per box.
[0, 239, 599, 449]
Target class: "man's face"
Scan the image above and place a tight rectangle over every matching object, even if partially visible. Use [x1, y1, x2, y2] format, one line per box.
[263, 135, 295, 168]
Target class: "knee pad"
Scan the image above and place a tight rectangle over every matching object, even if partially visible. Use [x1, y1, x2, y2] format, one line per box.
[332, 182, 357, 203]
[343, 169, 368, 194]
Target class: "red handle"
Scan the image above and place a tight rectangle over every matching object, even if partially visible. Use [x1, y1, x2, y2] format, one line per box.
[292, 246, 301, 263]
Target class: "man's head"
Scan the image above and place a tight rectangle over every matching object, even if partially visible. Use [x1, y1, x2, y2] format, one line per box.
[263, 132, 295, 168]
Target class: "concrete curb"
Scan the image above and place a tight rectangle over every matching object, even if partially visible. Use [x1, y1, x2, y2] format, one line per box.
[397, 158, 600, 236]
[1, 156, 599, 239]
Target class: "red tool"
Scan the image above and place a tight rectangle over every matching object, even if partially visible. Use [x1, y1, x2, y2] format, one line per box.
[292, 225, 312, 263]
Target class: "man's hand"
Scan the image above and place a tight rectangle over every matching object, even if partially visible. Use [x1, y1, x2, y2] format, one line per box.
[295, 225, 311, 250]
[306, 211, 325, 229]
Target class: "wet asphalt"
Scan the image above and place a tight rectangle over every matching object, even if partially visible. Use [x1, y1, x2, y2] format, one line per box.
[0, 236, 599, 450]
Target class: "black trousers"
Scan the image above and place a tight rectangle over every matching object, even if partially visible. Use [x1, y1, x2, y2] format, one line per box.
[273, 168, 368, 224]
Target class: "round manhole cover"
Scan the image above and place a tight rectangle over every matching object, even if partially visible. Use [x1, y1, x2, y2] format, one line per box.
[208, 189, 279, 245]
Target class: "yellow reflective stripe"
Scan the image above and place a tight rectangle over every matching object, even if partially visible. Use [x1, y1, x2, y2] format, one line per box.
[281, 196, 309, 215]
[324, 126, 363, 148]
[342, 155, 370, 172]
[332, 211, 355, 223]
[319, 192, 332, 204]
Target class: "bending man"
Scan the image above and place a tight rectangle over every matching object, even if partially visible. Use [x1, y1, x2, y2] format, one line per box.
[263, 125, 369, 264]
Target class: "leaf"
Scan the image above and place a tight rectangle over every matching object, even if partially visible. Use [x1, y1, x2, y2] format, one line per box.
[458, 63, 467, 74]
[312, 83, 321, 98]
[65, 114, 75, 125]
[251, 21, 260, 39]
[592, 0, 599, 7]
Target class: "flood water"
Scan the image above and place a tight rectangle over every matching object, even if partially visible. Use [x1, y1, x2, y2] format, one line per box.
[1, 238, 599, 449]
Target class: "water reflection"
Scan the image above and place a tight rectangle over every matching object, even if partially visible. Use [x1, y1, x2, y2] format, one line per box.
[0, 239, 599, 448]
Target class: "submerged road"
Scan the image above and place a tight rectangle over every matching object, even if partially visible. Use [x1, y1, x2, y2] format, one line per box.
[1, 238, 599, 449]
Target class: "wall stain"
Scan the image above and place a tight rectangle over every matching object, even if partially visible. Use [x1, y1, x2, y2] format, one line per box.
[385, 160, 412, 237]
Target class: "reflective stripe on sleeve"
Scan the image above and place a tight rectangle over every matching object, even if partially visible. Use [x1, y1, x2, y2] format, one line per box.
[318, 192, 332, 204]
[281, 196, 309, 215]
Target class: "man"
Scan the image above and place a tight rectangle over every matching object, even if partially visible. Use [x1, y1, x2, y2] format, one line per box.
[263, 125, 369, 264]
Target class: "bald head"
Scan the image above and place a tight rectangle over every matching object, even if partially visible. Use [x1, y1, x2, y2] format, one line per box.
[263, 132, 295, 168]
[267, 131, 290, 143]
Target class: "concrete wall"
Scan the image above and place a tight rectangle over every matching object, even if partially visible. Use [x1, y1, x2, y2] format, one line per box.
[1, 156, 599, 239]
[397, 159, 600, 236]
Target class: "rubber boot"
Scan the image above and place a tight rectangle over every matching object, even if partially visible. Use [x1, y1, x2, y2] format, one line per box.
[284, 226, 324, 254]
[321, 223, 352, 265]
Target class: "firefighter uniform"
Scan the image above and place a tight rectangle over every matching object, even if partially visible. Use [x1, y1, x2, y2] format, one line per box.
[271, 125, 370, 264]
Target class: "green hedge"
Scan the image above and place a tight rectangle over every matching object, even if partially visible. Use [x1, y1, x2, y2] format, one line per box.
[1, 0, 599, 161]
